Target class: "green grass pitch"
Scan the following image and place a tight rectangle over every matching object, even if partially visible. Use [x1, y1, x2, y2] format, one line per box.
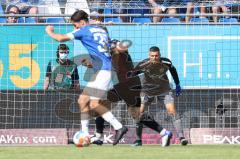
[0, 145, 239, 159]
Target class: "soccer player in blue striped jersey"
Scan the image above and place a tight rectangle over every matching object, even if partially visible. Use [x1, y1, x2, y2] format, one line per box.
[45, 10, 128, 145]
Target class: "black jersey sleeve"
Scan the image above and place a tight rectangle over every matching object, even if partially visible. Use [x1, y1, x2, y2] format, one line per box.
[161, 58, 180, 85]
[45, 61, 52, 78]
[72, 66, 79, 81]
[126, 59, 147, 78]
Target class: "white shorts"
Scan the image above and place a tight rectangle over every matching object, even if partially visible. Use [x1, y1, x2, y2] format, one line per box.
[84, 70, 112, 100]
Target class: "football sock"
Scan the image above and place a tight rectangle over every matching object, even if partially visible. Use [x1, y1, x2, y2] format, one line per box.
[81, 119, 89, 134]
[139, 112, 163, 133]
[101, 111, 123, 130]
[170, 113, 184, 139]
[159, 128, 167, 137]
[81, 112, 90, 134]
[136, 122, 143, 141]
[95, 116, 105, 134]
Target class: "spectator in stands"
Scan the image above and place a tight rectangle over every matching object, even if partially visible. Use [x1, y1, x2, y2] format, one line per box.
[212, 0, 229, 23]
[88, 0, 104, 23]
[44, 44, 80, 90]
[148, 0, 207, 23]
[5, 0, 38, 15]
[6, 11, 18, 23]
[167, 7, 177, 18]
[90, 10, 104, 24]
[5, 4, 20, 13]
[148, 0, 184, 22]
[186, 1, 207, 23]
[90, 0, 132, 22]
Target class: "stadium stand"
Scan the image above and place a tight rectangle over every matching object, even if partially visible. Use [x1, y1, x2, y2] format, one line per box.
[18, 17, 25, 23]
[0, 5, 6, 23]
[132, 17, 151, 24]
[0, 18, 6, 23]
[1, 0, 239, 24]
[25, 17, 36, 23]
[46, 17, 65, 23]
[38, 1, 61, 14]
[161, 17, 181, 23]
[65, 0, 90, 15]
[190, 17, 209, 23]
[0, 4, 3, 13]
[104, 17, 122, 23]
[219, 17, 238, 23]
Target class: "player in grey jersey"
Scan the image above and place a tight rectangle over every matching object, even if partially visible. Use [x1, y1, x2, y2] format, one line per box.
[127, 46, 188, 146]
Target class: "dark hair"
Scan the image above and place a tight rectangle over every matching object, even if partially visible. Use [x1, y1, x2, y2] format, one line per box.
[149, 46, 160, 53]
[6, 5, 20, 13]
[56, 44, 69, 58]
[70, 10, 89, 22]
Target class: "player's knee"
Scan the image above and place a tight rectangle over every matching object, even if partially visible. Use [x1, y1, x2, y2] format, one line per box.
[78, 97, 88, 108]
[164, 96, 174, 105]
[139, 112, 154, 122]
[90, 100, 101, 108]
[165, 103, 176, 115]
[166, 106, 176, 115]
[128, 107, 140, 120]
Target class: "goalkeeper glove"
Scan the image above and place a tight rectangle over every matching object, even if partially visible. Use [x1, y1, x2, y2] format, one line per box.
[175, 84, 182, 97]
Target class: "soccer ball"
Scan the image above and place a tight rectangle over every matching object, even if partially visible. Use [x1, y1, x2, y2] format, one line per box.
[73, 131, 90, 147]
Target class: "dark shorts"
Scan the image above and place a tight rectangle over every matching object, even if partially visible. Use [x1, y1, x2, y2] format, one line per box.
[107, 76, 142, 107]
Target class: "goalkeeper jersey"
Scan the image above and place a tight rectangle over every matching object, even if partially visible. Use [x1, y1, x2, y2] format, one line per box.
[134, 57, 180, 96]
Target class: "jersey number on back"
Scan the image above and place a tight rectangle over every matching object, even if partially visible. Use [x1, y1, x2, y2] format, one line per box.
[93, 33, 110, 57]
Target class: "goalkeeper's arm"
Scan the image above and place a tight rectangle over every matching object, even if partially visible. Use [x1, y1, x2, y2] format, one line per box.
[169, 64, 180, 86]
[162, 58, 181, 96]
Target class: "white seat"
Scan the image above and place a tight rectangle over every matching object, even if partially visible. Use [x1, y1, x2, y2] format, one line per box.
[65, 0, 90, 15]
[38, 0, 61, 14]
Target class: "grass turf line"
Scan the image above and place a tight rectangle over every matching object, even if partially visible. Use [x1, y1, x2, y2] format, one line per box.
[0, 145, 239, 159]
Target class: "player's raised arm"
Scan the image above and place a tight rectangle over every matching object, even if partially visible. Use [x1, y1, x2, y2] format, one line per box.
[126, 59, 150, 78]
[45, 25, 71, 42]
[163, 58, 181, 96]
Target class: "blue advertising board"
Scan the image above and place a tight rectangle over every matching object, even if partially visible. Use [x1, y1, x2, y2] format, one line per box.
[0, 24, 239, 90]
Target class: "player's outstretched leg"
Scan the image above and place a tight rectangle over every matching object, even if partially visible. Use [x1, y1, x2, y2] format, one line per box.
[164, 94, 188, 146]
[92, 116, 130, 146]
[91, 100, 128, 146]
[138, 112, 172, 147]
[170, 113, 188, 146]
